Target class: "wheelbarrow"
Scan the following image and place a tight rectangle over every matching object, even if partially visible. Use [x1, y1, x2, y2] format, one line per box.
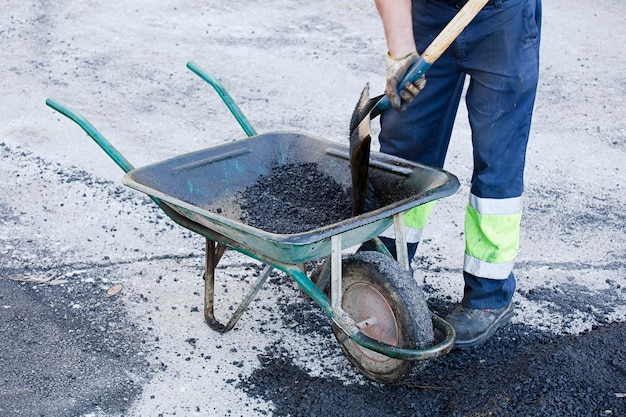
[45, 0, 487, 383]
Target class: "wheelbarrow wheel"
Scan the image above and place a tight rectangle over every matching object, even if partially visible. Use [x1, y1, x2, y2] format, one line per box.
[331, 251, 434, 384]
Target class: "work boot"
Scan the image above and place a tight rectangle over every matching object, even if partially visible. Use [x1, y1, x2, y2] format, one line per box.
[445, 303, 514, 349]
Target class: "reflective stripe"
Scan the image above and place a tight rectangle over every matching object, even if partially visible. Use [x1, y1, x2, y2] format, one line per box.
[464, 253, 515, 280]
[469, 194, 523, 215]
[379, 202, 434, 243]
[379, 224, 423, 243]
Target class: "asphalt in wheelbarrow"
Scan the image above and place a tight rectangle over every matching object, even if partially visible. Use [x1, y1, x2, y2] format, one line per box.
[237, 161, 352, 235]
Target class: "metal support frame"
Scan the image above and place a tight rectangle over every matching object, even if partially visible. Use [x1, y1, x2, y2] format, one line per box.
[203, 238, 273, 333]
[169, 205, 454, 361]
[393, 212, 410, 271]
[330, 234, 343, 310]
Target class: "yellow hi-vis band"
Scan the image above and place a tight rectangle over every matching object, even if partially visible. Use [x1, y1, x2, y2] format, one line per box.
[405, 201, 435, 230]
[379, 201, 435, 243]
[464, 195, 522, 279]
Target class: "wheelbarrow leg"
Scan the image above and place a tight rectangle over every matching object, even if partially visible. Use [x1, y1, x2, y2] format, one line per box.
[393, 212, 410, 272]
[203, 238, 272, 333]
[330, 234, 343, 311]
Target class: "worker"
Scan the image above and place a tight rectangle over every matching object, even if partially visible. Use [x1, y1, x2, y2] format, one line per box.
[370, 0, 542, 348]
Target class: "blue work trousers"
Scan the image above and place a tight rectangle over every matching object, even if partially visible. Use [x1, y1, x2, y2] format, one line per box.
[379, 0, 542, 308]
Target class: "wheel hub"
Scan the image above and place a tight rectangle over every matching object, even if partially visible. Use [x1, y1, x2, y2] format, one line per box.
[342, 282, 399, 362]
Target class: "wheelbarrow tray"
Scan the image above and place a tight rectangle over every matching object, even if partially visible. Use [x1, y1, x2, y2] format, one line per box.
[123, 131, 459, 264]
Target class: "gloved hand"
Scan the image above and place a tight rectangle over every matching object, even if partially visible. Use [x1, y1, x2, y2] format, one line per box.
[385, 51, 426, 110]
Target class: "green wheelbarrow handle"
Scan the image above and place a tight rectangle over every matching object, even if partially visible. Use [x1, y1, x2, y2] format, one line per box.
[45, 98, 135, 174]
[186, 60, 258, 137]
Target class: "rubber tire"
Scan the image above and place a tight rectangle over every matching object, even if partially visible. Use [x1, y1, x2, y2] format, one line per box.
[331, 251, 434, 384]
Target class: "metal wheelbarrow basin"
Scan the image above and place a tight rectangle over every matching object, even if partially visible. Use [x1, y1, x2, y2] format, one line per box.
[123, 131, 458, 265]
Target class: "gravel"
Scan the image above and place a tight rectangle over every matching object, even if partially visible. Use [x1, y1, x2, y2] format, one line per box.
[238, 162, 352, 234]
[239, 304, 626, 417]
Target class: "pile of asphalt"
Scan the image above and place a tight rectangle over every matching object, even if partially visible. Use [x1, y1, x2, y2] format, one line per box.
[0, 275, 152, 417]
[238, 162, 352, 234]
[239, 297, 626, 416]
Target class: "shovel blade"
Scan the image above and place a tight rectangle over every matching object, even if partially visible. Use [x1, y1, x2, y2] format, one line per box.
[350, 84, 373, 216]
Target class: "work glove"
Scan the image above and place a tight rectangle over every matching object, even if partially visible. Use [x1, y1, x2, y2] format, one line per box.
[386, 51, 426, 110]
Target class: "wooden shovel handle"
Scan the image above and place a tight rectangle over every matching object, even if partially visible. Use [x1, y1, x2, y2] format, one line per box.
[421, 0, 489, 64]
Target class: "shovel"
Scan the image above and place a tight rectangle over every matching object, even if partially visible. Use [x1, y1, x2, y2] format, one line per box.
[350, 0, 488, 215]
